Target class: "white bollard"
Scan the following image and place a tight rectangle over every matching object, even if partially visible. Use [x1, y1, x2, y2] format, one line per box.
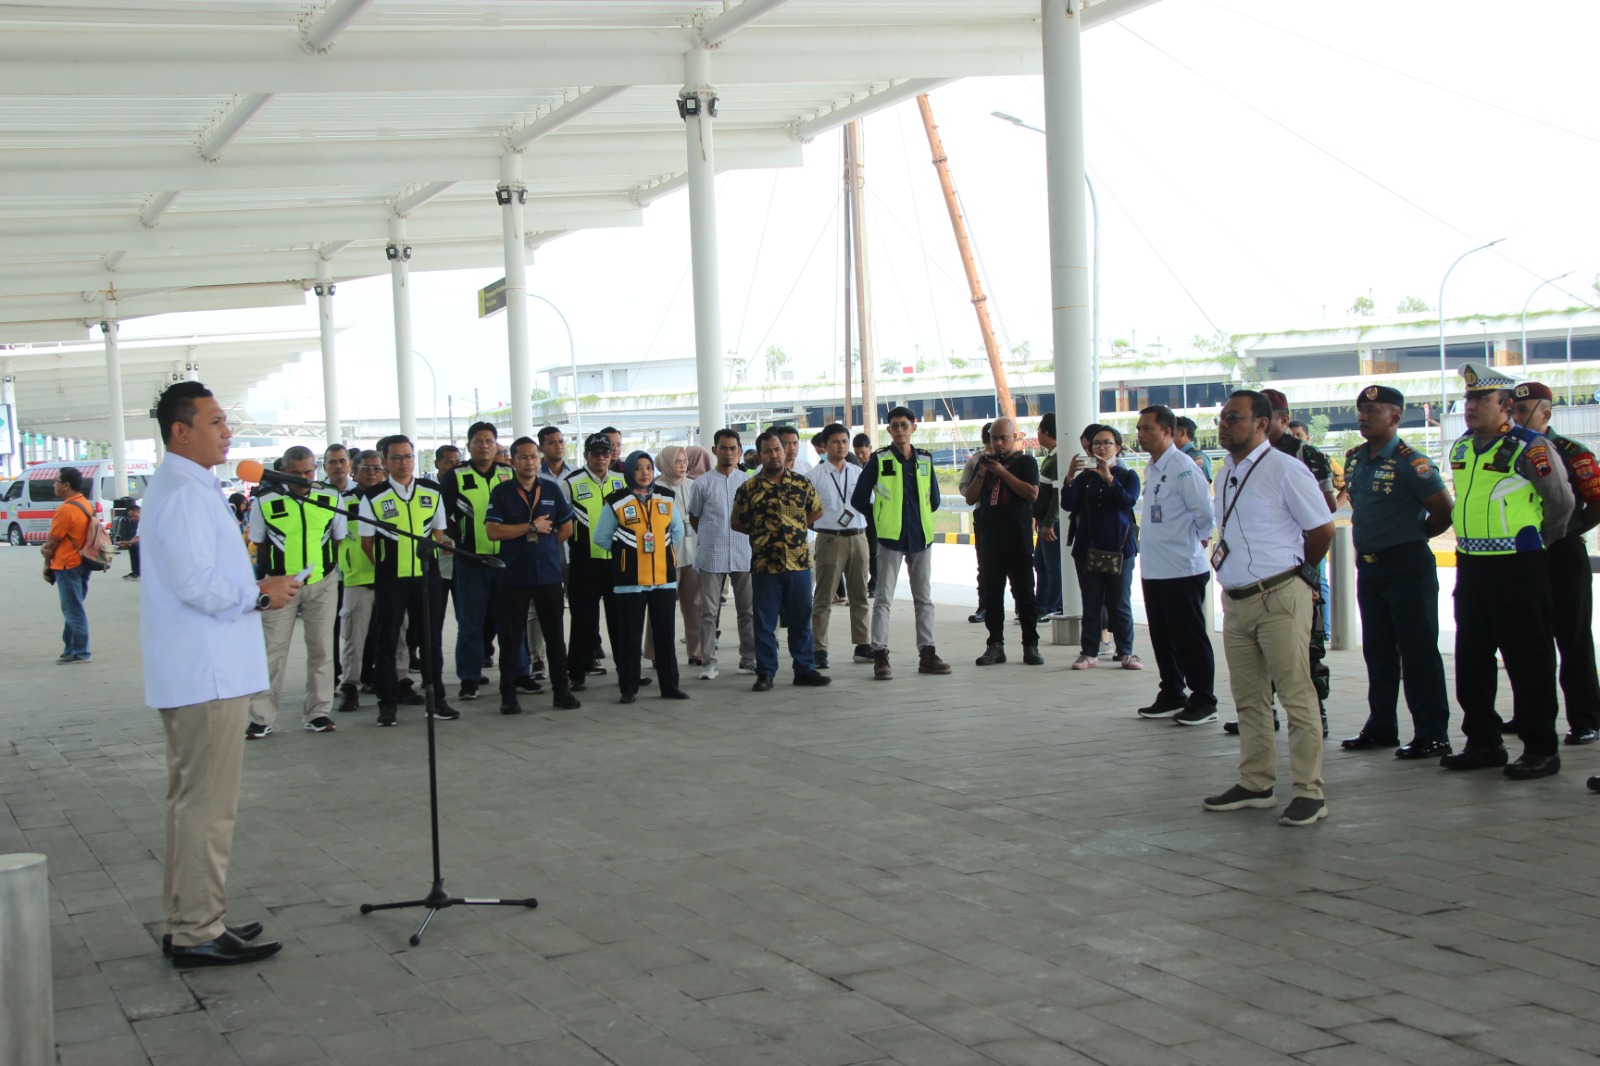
[0, 853, 52, 1066]
[1329, 525, 1357, 651]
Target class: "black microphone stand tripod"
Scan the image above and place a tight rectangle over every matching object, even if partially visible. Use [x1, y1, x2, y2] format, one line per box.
[268, 474, 538, 945]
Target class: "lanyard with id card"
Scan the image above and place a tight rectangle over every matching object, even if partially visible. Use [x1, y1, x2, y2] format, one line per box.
[1212, 452, 1266, 570]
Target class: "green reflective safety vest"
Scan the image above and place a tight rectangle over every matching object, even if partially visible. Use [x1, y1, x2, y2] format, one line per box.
[257, 487, 340, 584]
[338, 487, 374, 587]
[445, 461, 513, 556]
[1449, 429, 1545, 555]
[870, 446, 936, 543]
[565, 467, 628, 560]
[366, 478, 444, 580]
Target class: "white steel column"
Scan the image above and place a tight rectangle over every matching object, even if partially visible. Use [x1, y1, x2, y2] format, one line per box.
[682, 45, 727, 441]
[316, 259, 340, 444]
[499, 153, 534, 438]
[1, 363, 16, 478]
[100, 307, 128, 499]
[387, 217, 418, 441]
[1042, 0, 1092, 644]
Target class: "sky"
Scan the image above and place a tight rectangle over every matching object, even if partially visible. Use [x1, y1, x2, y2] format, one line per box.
[120, 0, 1600, 425]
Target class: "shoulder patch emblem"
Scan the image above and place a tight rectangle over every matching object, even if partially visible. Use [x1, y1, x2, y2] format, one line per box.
[1409, 456, 1433, 478]
[657, 501, 670, 515]
[1527, 444, 1553, 478]
[418, 494, 434, 509]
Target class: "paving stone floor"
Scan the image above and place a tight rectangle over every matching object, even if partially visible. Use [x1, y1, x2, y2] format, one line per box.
[4, 545, 1600, 1066]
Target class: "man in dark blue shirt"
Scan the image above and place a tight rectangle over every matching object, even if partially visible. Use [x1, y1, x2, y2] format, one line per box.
[485, 436, 579, 714]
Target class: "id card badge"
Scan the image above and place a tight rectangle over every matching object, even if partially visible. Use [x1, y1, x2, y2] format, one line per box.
[1150, 504, 1163, 524]
[1209, 538, 1229, 570]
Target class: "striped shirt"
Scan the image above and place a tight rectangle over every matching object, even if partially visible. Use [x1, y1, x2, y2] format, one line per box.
[686, 467, 751, 573]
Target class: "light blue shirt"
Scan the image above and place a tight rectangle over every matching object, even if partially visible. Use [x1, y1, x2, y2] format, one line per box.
[1138, 444, 1215, 580]
[686, 467, 752, 573]
[594, 487, 687, 593]
[139, 453, 269, 709]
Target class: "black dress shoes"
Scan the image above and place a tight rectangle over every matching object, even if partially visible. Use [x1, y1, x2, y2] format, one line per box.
[752, 674, 774, 692]
[1394, 739, 1451, 760]
[1504, 752, 1560, 780]
[1588, 775, 1600, 792]
[162, 922, 263, 956]
[1223, 717, 1280, 736]
[1439, 745, 1508, 771]
[660, 688, 691, 699]
[1341, 733, 1400, 751]
[619, 692, 636, 704]
[793, 670, 831, 686]
[169, 930, 282, 969]
[1564, 728, 1599, 746]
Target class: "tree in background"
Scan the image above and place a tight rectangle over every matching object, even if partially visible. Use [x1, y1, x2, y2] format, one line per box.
[1396, 296, 1432, 314]
[764, 343, 789, 382]
[1349, 295, 1376, 316]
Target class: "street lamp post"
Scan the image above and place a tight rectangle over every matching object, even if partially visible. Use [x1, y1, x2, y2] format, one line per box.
[412, 349, 440, 444]
[1436, 238, 1505, 463]
[992, 110, 1099, 414]
[526, 292, 582, 445]
[1521, 271, 1573, 368]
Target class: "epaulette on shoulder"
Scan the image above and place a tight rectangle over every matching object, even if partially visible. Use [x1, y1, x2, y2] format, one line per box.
[1345, 444, 1361, 459]
[1395, 441, 1415, 458]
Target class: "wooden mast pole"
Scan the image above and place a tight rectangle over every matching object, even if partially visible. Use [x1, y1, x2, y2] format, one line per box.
[916, 93, 1015, 421]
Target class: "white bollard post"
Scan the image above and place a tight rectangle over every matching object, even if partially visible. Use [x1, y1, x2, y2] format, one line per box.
[0, 853, 53, 1066]
[1330, 525, 1357, 651]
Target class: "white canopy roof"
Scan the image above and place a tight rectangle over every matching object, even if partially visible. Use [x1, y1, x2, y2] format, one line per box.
[0, 0, 1151, 344]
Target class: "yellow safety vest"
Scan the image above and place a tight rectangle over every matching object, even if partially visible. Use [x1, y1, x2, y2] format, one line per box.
[338, 487, 374, 587]
[565, 467, 628, 560]
[445, 461, 513, 556]
[367, 478, 444, 580]
[606, 488, 678, 587]
[256, 487, 340, 584]
[1449, 428, 1545, 555]
[870, 446, 935, 543]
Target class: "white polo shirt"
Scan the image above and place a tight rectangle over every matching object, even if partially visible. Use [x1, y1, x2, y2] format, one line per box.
[1213, 438, 1331, 590]
[1138, 443, 1215, 580]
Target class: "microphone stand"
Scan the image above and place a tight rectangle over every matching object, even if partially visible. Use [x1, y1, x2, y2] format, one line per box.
[271, 480, 538, 945]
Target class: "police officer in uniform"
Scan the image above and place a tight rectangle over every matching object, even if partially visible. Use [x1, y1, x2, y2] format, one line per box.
[562, 434, 628, 693]
[245, 445, 346, 738]
[359, 435, 459, 727]
[1509, 380, 1600, 746]
[1441, 364, 1572, 778]
[1338, 386, 1455, 758]
[335, 450, 404, 713]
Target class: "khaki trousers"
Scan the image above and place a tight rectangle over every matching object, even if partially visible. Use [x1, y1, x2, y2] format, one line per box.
[161, 696, 249, 947]
[1223, 578, 1324, 799]
[249, 574, 338, 727]
[339, 584, 407, 689]
[698, 571, 754, 670]
[811, 531, 870, 651]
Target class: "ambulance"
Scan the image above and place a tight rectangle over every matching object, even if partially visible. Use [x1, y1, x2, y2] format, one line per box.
[0, 459, 155, 547]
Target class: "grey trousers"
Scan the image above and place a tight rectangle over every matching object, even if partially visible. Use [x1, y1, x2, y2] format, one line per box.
[338, 584, 407, 689]
[697, 570, 754, 669]
[871, 544, 936, 652]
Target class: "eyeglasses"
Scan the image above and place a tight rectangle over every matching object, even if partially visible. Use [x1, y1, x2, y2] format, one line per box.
[357, 465, 384, 473]
[888, 420, 914, 429]
[1215, 412, 1254, 427]
[1091, 440, 1118, 448]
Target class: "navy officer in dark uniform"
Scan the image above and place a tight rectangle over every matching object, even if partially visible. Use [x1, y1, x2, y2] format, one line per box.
[1339, 385, 1455, 758]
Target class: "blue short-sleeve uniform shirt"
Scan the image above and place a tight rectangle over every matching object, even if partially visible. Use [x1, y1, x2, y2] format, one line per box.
[485, 474, 573, 586]
[1346, 435, 1447, 553]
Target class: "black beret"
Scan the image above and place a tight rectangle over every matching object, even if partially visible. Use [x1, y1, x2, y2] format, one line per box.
[1356, 384, 1404, 407]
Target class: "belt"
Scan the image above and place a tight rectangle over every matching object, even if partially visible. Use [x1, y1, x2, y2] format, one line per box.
[1224, 567, 1300, 601]
[817, 527, 862, 537]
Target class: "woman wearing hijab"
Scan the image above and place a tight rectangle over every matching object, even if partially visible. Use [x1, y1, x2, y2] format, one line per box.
[650, 445, 708, 666]
[595, 450, 690, 703]
[1063, 425, 1142, 671]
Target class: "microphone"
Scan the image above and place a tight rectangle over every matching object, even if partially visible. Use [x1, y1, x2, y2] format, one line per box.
[236, 459, 323, 489]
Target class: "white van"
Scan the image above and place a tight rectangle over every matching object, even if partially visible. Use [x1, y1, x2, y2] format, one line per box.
[0, 459, 154, 547]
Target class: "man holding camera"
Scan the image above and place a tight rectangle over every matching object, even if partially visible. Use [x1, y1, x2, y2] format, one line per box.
[962, 416, 1042, 666]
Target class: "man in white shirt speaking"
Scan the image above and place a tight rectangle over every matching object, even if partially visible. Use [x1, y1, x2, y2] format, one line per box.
[1202, 390, 1335, 827]
[141, 381, 300, 968]
[806, 423, 871, 670]
[1132, 405, 1219, 727]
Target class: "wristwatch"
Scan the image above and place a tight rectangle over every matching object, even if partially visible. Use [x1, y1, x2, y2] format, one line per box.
[254, 592, 271, 611]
